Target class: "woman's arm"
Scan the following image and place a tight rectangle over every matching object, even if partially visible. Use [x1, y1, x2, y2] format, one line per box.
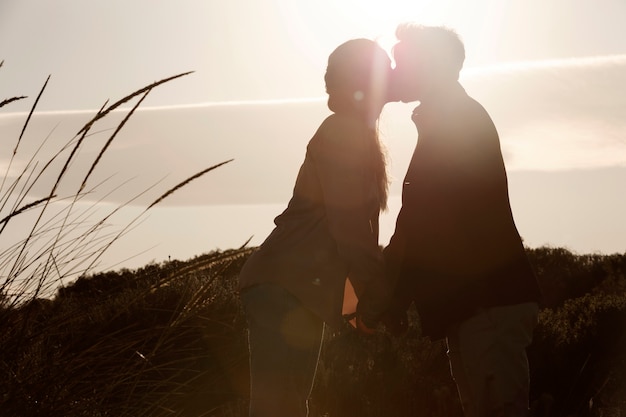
[312, 115, 391, 326]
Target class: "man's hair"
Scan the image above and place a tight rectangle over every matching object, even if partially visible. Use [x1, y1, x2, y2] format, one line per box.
[395, 24, 465, 80]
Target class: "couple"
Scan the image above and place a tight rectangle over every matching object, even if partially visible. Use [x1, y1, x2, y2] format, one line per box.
[238, 24, 543, 417]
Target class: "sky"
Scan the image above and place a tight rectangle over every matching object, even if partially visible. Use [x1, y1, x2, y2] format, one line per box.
[1, 0, 626, 278]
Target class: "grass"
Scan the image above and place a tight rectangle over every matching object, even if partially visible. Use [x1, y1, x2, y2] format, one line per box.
[1, 249, 253, 416]
[0, 64, 238, 416]
[0, 65, 231, 305]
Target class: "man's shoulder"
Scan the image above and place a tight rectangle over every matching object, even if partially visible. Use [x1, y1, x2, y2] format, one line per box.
[456, 90, 488, 113]
[454, 92, 496, 127]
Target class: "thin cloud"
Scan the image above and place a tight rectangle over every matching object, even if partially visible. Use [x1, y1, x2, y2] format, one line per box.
[1, 54, 625, 207]
[464, 54, 626, 76]
[462, 54, 626, 171]
[0, 97, 327, 118]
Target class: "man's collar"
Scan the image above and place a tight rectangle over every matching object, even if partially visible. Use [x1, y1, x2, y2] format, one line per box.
[412, 81, 466, 116]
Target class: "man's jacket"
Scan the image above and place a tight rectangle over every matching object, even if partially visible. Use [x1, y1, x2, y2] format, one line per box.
[385, 83, 543, 339]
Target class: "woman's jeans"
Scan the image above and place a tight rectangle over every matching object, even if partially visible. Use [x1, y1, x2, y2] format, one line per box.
[241, 283, 325, 417]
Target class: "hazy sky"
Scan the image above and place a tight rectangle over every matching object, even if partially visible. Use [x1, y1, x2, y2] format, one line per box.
[1, 0, 625, 273]
[3, 0, 626, 110]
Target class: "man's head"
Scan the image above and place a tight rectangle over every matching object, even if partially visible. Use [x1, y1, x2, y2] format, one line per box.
[390, 24, 465, 103]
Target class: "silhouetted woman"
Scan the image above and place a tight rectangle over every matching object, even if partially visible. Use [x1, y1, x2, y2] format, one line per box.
[238, 38, 392, 417]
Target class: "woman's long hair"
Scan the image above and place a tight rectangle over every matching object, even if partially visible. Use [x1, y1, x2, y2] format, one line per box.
[325, 39, 390, 211]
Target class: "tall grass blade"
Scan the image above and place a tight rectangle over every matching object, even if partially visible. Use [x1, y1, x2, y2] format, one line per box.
[78, 90, 150, 195]
[0, 96, 27, 108]
[16, 75, 50, 154]
[0, 196, 55, 227]
[77, 71, 193, 136]
[147, 159, 234, 210]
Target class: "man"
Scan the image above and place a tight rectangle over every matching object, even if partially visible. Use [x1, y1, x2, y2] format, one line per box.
[384, 24, 543, 417]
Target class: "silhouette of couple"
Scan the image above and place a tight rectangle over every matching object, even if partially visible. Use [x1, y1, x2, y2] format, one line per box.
[239, 24, 543, 417]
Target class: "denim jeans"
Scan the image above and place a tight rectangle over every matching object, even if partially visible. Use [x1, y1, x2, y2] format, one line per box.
[446, 302, 539, 417]
[241, 283, 325, 417]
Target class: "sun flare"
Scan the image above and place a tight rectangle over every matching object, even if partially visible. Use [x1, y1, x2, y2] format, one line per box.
[278, 0, 486, 67]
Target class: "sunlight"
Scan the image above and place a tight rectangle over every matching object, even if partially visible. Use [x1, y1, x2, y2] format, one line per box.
[276, 0, 490, 67]
[330, 0, 459, 28]
[321, 0, 460, 50]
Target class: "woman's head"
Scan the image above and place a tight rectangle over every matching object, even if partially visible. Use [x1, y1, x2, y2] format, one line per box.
[324, 39, 392, 123]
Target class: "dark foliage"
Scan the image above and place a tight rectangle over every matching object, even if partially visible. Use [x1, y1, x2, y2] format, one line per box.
[0, 249, 253, 417]
[1, 246, 625, 416]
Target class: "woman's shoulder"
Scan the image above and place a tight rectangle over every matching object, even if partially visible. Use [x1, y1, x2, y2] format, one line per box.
[313, 113, 367, 150]
[319, 112, 363, 131]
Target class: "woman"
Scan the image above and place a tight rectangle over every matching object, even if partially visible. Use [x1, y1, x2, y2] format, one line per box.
[238, 38, 393, 417]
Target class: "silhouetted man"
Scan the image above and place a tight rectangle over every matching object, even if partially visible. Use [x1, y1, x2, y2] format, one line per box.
[384, 24, 543, 417]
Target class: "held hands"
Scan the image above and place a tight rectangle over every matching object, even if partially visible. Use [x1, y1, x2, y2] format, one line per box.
[343, 309, 409, 336]
[356, 314, 377, 336]
[342, 312, 377, 336]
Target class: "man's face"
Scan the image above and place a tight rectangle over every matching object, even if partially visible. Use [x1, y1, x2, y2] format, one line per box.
[390, 42, 423, 103]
